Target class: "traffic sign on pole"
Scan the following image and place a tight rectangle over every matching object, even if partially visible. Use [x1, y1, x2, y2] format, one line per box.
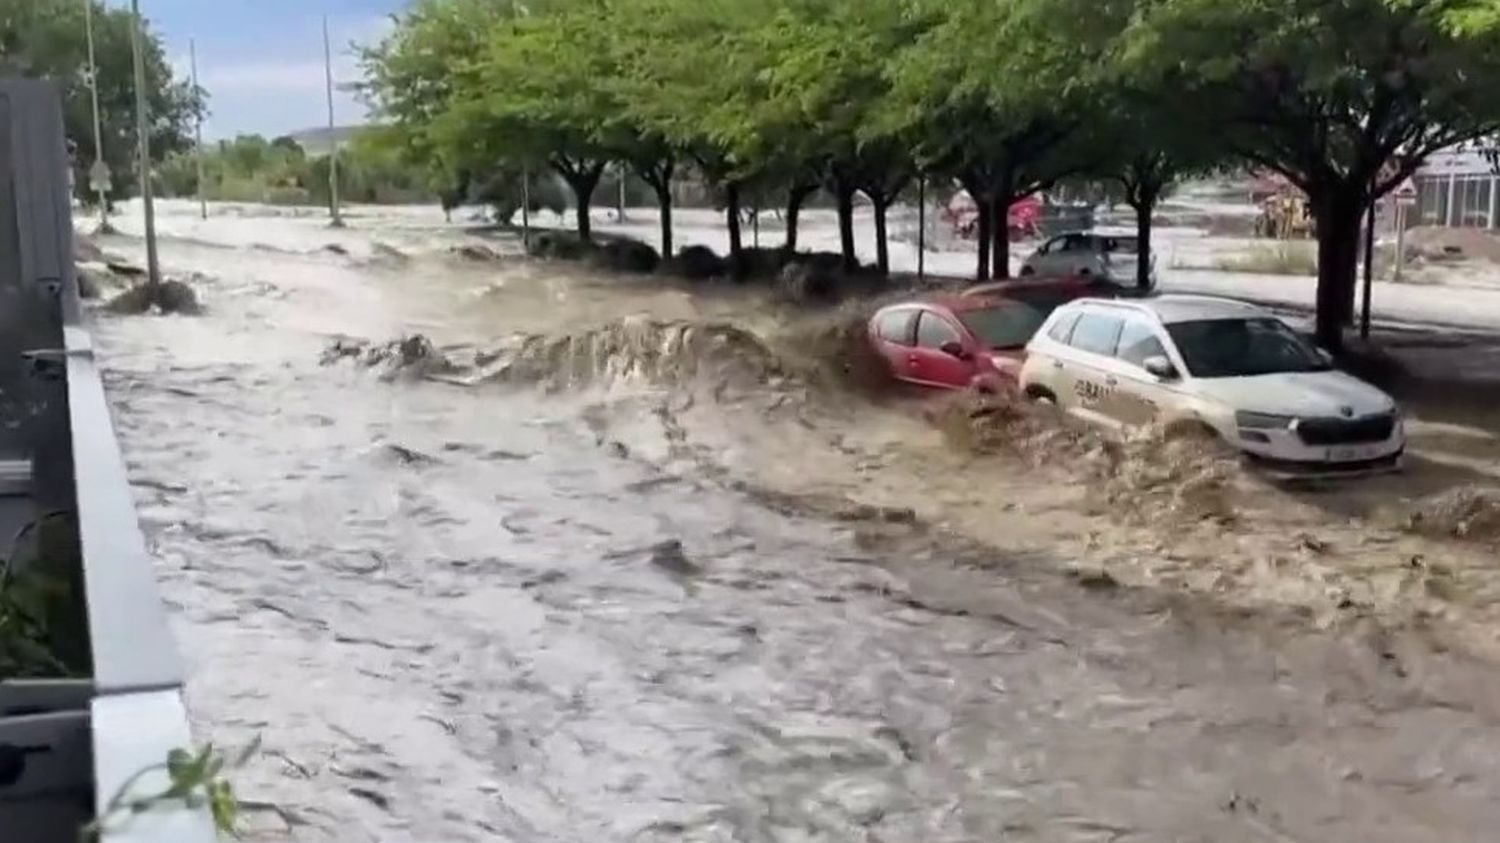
[88, 160, 111, 193]
[1394, 177, 1418, 206]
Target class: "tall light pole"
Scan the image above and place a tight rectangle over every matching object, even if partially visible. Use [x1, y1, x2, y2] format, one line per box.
[82, 0, 112, 233]
[129, 0, 161, 288]
[616, 162, 626, 222]
[322, 15, 344, 228]
[190, 38, 206, 220]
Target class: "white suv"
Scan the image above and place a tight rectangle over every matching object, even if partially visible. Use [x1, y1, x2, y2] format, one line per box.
[1019, 231, 1156, 289]
[1020, 296, 1405, 474]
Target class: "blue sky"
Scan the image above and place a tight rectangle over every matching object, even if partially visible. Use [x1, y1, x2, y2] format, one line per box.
[127, 0, 403, 138]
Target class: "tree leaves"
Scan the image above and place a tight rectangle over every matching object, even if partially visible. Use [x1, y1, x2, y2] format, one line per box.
[0, 0, 199, 200]
[83, 738, 262, 841]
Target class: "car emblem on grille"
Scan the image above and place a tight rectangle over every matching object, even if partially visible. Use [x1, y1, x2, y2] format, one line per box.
[1339, 405, 1354, 418]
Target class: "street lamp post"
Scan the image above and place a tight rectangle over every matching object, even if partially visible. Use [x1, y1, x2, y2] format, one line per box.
[82, 0, 112, 233]
[190, 38, 206, 220]
[322, 15, 344, 228]
[128, 0, 162, 288]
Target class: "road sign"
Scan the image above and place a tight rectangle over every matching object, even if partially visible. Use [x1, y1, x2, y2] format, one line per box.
[88, 160, 110, 193]
[1394, 177, 1418, 206]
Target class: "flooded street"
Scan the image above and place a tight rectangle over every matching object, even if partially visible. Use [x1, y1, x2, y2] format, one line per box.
[88, 203, 1500, 842]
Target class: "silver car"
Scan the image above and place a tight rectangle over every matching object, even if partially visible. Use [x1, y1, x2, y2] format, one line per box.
[1019, 231, 1157, 289]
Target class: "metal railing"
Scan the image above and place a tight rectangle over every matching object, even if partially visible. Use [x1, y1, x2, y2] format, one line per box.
[0, 79, 216, 843]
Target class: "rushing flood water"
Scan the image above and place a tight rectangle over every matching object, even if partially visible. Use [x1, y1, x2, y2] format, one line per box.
[88, 203, 1500, 842]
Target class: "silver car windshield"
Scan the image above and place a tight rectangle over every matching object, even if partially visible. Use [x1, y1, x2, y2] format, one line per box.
[1165, 318, 1331, 378]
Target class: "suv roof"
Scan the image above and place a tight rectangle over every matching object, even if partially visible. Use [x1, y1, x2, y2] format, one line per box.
[1062, 294, 1266, 325]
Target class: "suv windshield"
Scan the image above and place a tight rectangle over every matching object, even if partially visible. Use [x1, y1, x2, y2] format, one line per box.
[1166, 318, 1330, 378]
[960, 296, 1070, 348]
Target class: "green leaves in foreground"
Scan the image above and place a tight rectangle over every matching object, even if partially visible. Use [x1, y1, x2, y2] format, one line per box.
[0, 511, 89, 681]
[82, 737, 261, 841]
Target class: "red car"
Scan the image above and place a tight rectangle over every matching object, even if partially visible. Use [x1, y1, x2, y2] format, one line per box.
[868, 279, 1098, 392]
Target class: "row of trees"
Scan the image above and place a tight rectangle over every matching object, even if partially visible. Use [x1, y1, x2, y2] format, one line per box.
[1, 0, 199, 201]
[362, 0, 1500, 350]
[155, 132, 437, 206]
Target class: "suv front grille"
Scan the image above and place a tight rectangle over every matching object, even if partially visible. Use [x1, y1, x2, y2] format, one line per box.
[1295, 413, 1396, 446]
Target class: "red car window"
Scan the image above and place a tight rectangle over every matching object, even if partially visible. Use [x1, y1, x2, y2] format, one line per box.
[874, 309, 916, 345]
[915, 312, 963, 349]
[958, 302, 1052, 349]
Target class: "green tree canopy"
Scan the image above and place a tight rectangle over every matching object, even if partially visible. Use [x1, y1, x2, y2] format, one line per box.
[1120, 0, 1500, 348]
[0, 0, 199, 201]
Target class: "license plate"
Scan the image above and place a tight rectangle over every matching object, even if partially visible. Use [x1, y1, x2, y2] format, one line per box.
[1328, 446, 1377, 462]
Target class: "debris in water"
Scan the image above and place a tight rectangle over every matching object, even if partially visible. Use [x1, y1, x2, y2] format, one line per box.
[370, 242, 409, 263]
[104, 278, 203, 316]
[450, 242, 504, 262]
[320, 334, 462, 380]
[1296, 533, 1331, 555]
[347, 787, 391, 811]
[1069, 567, 1120, 591]
[649, 539, 701, 576]
[105, 259, 145, 277]
[383, 443, 437, 466]
[1404, 485, 1500, 543]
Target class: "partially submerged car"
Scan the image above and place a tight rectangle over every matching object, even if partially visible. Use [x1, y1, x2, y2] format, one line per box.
[1019, 230, 1156, 290]
[868, 280, 1096, 391]
[1020, 295, 1405, 475]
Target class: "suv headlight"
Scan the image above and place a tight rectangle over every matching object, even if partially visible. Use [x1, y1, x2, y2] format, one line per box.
[1235, 411, 1295, 430]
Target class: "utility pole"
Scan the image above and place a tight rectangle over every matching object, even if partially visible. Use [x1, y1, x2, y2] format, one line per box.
[1360, 190, 1376, 339]
[82, 0, 112, 233]
[322, 15, 344, 228]
[190, 38, 206, 220]
[917, 177, 927, 281]
[129, 0, 161, 288]
[616, 162, 626, 222]
[521, 163, 532, 250]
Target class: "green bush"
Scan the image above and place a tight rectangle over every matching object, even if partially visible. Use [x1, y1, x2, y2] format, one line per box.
[1213, 243, 1319, 276]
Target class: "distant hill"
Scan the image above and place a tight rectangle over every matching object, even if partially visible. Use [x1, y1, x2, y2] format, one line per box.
[282, 125, 364, 155]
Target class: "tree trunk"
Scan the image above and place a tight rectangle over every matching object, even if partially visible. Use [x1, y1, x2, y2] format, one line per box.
[1310, 189, 1363, 351]
[655, 181, 673, 259]
[785, 183, 815, 253]
[991, 195, 1012, 280]
[835, 180, 857, 272]
[1131, 192, 1157, 290]
[558, 167, 603, 242]
[872, 197, 890, 276]
[725, 181, 744, 278]
[975, 197, 993, 282]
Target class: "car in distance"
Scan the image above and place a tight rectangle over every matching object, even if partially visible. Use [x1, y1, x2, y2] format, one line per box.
[868, 280, 1097, 392]
[1019, 230, 1156, 290]
[1019, 295, 1405, 474]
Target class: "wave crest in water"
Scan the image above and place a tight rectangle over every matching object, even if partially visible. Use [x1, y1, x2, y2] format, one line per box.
[935, 393, 1243, 524]
[329, 317, 799, 393]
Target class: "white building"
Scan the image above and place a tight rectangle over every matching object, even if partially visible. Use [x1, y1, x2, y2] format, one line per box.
[1413, 147, 1499, 229]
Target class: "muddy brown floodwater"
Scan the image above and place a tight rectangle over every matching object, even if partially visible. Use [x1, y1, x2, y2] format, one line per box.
[90, 210, 1500, 843]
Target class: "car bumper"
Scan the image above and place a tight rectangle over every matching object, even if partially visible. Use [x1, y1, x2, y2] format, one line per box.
[1232, 424, 1406, 477]
[1246, 448, 1405, 479]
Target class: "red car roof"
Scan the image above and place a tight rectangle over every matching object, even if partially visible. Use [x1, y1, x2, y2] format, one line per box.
[959, 276, 1100, 300]
[875, 277, 1101, 318]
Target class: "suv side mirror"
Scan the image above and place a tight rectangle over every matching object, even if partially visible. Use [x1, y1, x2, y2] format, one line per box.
[1143, 355, 1178, 380]
[940, 341, 972, 361]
